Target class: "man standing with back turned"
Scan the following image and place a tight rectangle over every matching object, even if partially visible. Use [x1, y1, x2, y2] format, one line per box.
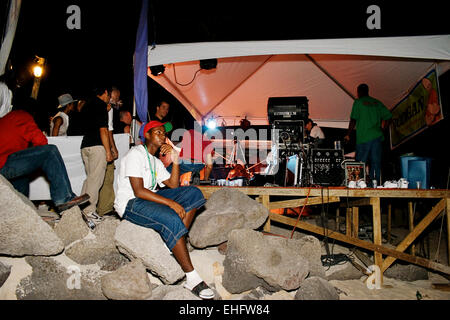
[344, 84, 392, 187]
[80, 86, 113, 223]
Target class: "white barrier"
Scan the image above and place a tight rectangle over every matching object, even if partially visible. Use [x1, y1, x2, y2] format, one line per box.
[29, 134, 130, 200]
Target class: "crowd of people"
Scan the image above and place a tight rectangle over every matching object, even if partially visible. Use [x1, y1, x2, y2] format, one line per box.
[0, 80, 216, 299]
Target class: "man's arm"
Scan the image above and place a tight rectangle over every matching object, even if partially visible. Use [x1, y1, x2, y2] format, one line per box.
[107, 108, 118, 159]
[344, 119, 356, 142]
[108, 130, 119, 160]
[161, 143, 180, 189]
[100, 127, 113, 162]
[51, 117, 62, 136]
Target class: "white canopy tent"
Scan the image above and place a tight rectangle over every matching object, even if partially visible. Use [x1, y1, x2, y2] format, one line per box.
[147, 35, 450, 129]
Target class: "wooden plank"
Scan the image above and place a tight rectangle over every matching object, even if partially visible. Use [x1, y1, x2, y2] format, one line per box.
[353, 207, 359, 238]
[340, 198, 371, 207]
[260, 195, 271, 233]
[387, 204, 392, 243]
[346, 208, 352, 237]
[268, 196, 339, 210]
[269, 212, 450, 275]
[408, 201, 416, 256]
[381, 199, 446, 272]
[198, 186, 450, 199]
[335, 208, 340, 231]
[446, 198, 450, 266]
[371, 197, 383, 281]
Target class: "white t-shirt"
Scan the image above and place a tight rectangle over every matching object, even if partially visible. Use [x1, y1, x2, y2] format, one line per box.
[114, 145, 171, 217]
[108, 108, 114, 131]
[310, 125, 325, 139]
[50, 111, 70, 136]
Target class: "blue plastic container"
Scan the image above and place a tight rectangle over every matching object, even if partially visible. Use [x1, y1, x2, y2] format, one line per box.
[400, 156, 432, 189]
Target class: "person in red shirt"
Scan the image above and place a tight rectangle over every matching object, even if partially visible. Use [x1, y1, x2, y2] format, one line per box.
[0, 97, 89, 212]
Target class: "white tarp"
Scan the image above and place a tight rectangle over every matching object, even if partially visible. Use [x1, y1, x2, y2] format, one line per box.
[29, 134, 130, 200]
[147, 35, 450, 128]
[0, 0, 21, 76]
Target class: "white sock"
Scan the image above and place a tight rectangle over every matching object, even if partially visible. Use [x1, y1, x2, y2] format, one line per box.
[185, 269, 203, 290]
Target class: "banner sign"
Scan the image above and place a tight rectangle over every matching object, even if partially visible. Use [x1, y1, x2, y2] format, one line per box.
[390, 69, 443, 149]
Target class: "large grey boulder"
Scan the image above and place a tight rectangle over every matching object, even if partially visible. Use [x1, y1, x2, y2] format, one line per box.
[294, 276, 340, 300]
[64, 217, 124, 268]
[16, 256, 106, 300]
[189, 189, 269, 248]
[115, 220, 184, 284]
[0, 175, 64, 256]
[222, 229, 324, 294]
[54, 206, 90, 247]
[101, 259, 152, 300]
[150, 285, 201, 300]
[0, 261, 11, 288]
[384, 262, 428, 281]
[326, 263, 364, 281]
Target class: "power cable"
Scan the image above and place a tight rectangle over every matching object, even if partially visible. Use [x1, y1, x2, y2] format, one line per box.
[173, 64, 201, 86]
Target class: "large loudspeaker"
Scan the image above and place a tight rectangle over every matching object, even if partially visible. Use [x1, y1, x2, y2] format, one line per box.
[310, 149, 345, 186]
[267, 96, 309, 124]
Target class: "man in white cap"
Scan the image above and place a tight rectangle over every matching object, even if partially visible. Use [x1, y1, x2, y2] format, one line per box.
[50, 93, 77, 136]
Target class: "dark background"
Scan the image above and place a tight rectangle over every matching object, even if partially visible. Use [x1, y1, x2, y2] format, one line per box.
[1, 0, 449, 187]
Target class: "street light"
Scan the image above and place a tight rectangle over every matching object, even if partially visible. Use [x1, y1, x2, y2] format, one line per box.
[31, 56, 45, 100]
[33, 65, 43, 78]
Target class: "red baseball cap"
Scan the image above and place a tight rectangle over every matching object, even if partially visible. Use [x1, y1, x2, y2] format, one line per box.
[143, 121, 173, 135]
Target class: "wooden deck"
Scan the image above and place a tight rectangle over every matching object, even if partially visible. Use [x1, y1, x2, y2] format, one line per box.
[198, 186, 450, 281]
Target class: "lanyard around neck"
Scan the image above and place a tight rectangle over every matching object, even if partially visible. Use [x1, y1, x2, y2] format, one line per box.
[143, 145, 156, 189]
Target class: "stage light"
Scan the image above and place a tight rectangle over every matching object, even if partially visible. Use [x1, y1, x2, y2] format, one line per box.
[200, 58, 217, 70]
[206, 118, 217, 129]
[150, 65, 165, 76]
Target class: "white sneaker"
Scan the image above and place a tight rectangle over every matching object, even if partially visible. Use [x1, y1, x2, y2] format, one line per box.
[85, 211, 103, 223]
[348, 181, 357, 188]
[356, 179, 367, 188]
[398, 178, 409, 188]
[383, 181, 399, 188]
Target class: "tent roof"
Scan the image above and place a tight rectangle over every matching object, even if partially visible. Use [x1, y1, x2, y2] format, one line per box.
[148, 35, 450, 128]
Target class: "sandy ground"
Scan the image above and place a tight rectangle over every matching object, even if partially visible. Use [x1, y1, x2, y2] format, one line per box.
[1, 245, 450, 300]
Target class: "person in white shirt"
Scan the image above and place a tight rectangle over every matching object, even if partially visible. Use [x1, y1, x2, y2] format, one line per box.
[50, 93, 77, 136]
[305, 118, 325, 146]
[114, 120, 215, 300]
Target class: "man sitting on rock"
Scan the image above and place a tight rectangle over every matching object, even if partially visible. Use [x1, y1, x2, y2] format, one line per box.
[114, 120, 215, 300]
[0, 93, 89, 213]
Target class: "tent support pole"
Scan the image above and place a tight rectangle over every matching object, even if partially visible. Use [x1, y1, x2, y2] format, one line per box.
[305, 54, 356, 100]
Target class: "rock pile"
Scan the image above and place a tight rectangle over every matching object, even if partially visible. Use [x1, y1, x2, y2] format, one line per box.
[221, 229, 327, 294]
[189, 188, 269, 248]
[1, 176, 373, 300]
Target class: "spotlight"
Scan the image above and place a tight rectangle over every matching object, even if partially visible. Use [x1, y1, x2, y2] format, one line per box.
[150, 65, 165, 76]
[206, 118, 217, 129]
[200, 58, 217, 70]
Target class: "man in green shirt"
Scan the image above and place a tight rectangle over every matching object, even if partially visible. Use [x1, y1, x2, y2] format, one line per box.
[344, 84, 392, 186]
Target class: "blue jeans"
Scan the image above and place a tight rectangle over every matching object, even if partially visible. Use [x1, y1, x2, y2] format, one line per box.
[356, 136, 382, 185]
[0, 144, 76, 205]
[122, 186, 206, 250]
[166, 159, 205, 175]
